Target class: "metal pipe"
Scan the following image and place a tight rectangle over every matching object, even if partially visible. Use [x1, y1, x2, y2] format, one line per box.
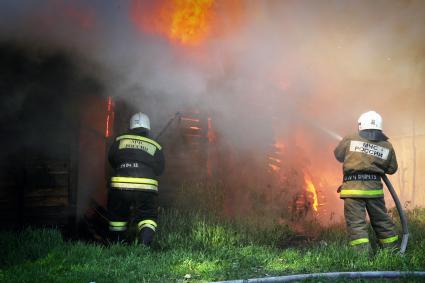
[382, 175, 409, 254]
[211, 271, 425, 283]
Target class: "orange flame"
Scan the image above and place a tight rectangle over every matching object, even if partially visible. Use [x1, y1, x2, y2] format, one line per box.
[130, 0, 245, 46]
[105, 96, 114, 138]
[130, 0, 214, 46]
[304, 174, 318, 212]
[170, 0, 214, 45]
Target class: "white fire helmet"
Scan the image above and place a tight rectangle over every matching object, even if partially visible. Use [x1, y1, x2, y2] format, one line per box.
[130, 112, 151, 130]
[358, 111, 383, 131]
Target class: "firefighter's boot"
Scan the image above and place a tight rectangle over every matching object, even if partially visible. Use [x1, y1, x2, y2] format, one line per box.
[366, 198, 399, 251]
[108, 221, 128, 243]
[379, 235, 399, 252]
[351, 241, 372, 257]
[109, 231, 127, 244]
[138, 219, 157, 246]
[139, 227, 154, 246]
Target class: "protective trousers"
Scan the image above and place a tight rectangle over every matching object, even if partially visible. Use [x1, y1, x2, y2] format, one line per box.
[107, 189, 158, 245]
[344, 198, 398, 248]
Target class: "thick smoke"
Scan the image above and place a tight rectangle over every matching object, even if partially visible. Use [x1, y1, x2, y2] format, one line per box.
[1, 0, 425, 220]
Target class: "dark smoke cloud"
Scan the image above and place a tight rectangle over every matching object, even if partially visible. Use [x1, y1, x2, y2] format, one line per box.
[0, 41, 103, 156]
[0, 40, 107, 222]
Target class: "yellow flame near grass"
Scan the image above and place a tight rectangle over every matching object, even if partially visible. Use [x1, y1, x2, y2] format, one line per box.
[304, 174, 318, 211]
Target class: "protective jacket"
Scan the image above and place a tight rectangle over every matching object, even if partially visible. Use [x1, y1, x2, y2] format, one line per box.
[108, 129, 165, 193]
[334, 130, 398, 198]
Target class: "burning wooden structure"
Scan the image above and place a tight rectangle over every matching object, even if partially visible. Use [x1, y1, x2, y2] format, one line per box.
[0, 83, 333, 236]
[0, 2, 329, 234]
[0, 40, 218, 233]
[0, 85, 211, 233]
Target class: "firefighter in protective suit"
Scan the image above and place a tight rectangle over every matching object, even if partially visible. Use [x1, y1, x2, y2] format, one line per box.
[107, 112, 165, 246]
[334, 111, 398, 250]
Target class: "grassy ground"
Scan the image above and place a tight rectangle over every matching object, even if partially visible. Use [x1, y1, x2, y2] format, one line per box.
[1, 184, 425, 282]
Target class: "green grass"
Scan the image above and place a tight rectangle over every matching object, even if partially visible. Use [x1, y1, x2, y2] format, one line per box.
[1, 185, 425, 282]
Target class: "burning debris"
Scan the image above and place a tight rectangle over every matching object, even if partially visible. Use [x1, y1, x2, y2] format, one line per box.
[266, 136, 327, 221]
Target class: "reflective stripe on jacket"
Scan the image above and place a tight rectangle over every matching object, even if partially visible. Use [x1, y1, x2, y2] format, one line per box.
[110, 176, 158, 192]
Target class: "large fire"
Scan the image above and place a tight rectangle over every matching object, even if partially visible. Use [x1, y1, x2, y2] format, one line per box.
[130, 0, 245, 46]
[130, 0, 215, 46]
[169, 0, 214, 45]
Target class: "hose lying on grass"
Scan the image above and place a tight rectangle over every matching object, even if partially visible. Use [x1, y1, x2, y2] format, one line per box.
[212, 271, 425, 283]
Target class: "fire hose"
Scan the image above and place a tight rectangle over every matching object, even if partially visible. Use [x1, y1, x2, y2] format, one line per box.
[211, 271, 425, 283]
[382, 174, 409, 254]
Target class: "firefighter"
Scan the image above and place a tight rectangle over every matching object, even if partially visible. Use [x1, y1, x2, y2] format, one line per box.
[107, 112, 165, 246]
[334, 111, 398, 251]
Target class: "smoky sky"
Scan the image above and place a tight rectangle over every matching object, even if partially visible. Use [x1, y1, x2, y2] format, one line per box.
[2, 0, 424, 137]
